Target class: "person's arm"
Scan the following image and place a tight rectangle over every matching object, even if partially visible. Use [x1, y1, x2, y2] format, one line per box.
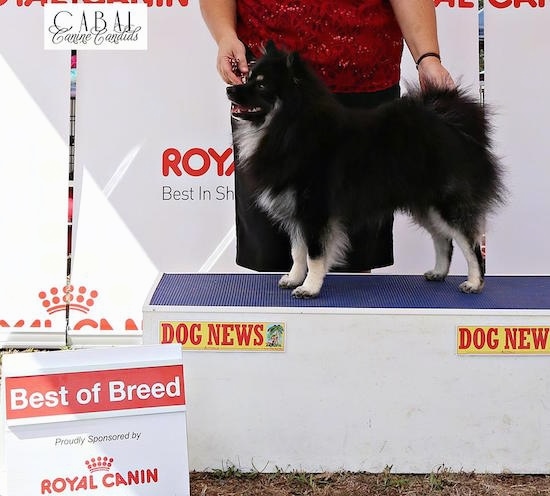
[199, 0, 248, 84]
[389, 0, 455, 89]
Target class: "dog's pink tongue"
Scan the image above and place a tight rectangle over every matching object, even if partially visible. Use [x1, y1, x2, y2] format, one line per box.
[231, 103, 247, 114]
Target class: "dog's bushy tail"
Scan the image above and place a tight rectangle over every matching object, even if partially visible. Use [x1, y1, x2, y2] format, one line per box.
[401, 83, 506, 212]
[420, 84, 506, 210]
[420, 85, 490, 147]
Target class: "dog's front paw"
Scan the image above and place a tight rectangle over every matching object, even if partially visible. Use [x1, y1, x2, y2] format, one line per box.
[424, 270, 447, 282]
[459, 279, 484, 293]
[278, 274, 302, 289]
[291, 286, 320, 299]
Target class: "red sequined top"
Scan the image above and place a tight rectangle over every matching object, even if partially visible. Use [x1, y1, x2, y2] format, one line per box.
[236, 0, 404, 93]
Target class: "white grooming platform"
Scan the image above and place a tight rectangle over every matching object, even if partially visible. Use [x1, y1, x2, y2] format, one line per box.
[143, 273, 550, 473]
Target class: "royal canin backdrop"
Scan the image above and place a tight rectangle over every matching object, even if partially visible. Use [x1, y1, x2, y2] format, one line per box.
[0, 1, 548, 347]
[0, 4, 69, 348]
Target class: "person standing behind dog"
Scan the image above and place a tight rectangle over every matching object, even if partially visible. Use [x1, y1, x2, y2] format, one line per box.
[200, 0, 455, 273]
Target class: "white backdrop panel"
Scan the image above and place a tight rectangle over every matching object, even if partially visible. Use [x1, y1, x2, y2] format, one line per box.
[484, 3, 550, 275]
[73, 5, 234, 273]
[0, 5, 69, 347]
[71, 5, 238, 340]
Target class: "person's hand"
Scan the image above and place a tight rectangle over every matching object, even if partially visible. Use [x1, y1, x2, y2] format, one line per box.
[216, 36, 249, 85]
[417, 57, 455, 91]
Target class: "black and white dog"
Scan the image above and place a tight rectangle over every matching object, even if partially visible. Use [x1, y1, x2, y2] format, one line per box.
[227, 41, 505, 298]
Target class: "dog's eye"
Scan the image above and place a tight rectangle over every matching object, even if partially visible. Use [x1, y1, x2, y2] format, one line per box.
[254, 74, 267, 91]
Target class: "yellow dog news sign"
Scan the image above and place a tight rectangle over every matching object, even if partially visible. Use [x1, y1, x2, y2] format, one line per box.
[159, 321, 285, 351]
[457, 326, 550, 354]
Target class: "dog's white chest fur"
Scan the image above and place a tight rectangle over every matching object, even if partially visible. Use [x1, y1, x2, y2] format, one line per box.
[256, 188, 297, 230]
[233, 101, 279, 166]
[233, 121, 264, 165]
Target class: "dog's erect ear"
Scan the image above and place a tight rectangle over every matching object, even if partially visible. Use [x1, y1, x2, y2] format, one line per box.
[264, 40, 278, 55]
[286, 51, 305, 84]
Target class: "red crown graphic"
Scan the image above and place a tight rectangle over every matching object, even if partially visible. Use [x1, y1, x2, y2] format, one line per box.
[85, 456, 114, 473]
[38, 286, 98, 315]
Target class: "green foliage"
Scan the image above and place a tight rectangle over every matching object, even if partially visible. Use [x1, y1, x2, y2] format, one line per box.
[210, 461, 261, 480]
[426, 464, 453, 491]
[378, 465, 411, 490]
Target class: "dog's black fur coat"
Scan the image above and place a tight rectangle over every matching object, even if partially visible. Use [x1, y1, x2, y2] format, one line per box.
[227, 41, 505, 298]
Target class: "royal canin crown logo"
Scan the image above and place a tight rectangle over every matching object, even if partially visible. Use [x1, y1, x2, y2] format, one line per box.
[0, 284, 140, 331]
[85, 456, 114, 473]
[39, 285, 98, 314]
[41, 456, 159, 494]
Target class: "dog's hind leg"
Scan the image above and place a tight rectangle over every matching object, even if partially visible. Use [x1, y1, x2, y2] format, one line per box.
[456, 236, 485, 293]
[425, 236, 454, 281]
[426, 237, 453, 281]
[423, 209, 485, 293]
[415, 210, 454, 282]
[279, 229, 308, 289]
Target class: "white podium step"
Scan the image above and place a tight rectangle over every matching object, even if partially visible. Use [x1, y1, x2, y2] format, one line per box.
[143, 274, 550, 473]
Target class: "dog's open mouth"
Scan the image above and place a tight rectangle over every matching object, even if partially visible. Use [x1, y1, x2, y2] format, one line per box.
[230, 103, 264, 119]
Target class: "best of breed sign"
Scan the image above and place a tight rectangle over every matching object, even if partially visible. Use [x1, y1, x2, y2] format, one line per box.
[1, 345, 189, 495]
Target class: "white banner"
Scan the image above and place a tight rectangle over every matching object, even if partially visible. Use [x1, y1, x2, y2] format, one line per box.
[6, 1, 541, 348]
[0, 4, 70, 348]
[70, 4, 238, 345]
[483, 1, 550, 275]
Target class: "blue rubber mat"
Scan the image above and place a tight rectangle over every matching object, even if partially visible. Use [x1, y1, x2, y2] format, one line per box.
[148, 274, 550, 310]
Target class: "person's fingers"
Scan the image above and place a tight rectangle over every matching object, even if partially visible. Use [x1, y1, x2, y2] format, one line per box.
[217, 40, 248, 85]
[419, 64, 456, 91]
[219, 55, 243, 85]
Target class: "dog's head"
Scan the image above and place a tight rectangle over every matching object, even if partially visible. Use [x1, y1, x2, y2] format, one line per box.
[226, 41, 309, 123]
